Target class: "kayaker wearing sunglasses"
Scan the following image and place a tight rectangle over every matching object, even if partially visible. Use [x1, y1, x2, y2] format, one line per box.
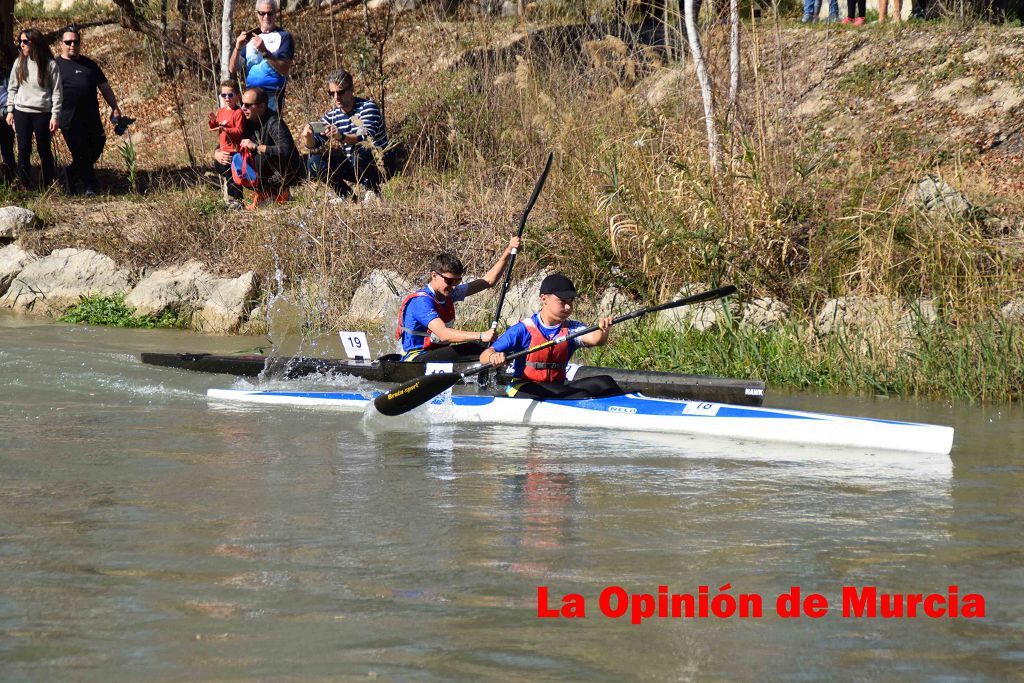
[397, 238, 520, 363]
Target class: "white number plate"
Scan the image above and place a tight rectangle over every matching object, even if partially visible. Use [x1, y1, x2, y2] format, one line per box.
[682, 402, 720, 416]
[338, 331, 370, 360]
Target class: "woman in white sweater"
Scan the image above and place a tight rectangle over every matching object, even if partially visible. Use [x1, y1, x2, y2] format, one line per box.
[6, 28, 61, 189]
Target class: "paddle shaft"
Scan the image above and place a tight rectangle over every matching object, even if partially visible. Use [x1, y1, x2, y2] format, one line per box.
[467, 284, 738, 380]
[490, 152, 554, 330]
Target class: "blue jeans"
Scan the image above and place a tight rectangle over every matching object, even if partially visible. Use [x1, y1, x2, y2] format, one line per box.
[804, 0, 839, 18]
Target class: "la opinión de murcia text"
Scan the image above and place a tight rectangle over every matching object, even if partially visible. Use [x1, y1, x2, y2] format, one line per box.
[537, 585, 985, 624]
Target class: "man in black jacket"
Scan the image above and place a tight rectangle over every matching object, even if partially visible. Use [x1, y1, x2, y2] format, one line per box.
[219, 87, 301, 207]
[56, 25, 123, 196]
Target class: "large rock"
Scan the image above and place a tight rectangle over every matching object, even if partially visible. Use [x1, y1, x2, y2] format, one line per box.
[914, 177, 973, 219]
[642, 67, 687, 109]
[497, 271, 547, 325]
[1001, 299, 1024, 324]
[347, 269, 413, 322]
[196, 272, 258, 334]
[656, 283, 734, 331]
[0, 248, 131, 315]
[740, 297, 790, 330]
[898, 298, 938, 334]
[815, 296, 902, 337]
[0, 206, 41, 240]
[597, 285, 637, 317]
[125, 261, 216, 316]
[0, 244, 36, 296]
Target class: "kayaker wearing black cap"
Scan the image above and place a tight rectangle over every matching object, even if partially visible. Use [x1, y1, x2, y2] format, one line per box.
[479, 272, 621, 400]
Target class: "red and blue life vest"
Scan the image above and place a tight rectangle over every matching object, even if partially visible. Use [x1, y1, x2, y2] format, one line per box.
[396, 288, 456, 351]
[520, 315, 570, 383]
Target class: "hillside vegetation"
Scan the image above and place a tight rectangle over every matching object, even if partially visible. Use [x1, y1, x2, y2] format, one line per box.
[10, 6, 1024, 401]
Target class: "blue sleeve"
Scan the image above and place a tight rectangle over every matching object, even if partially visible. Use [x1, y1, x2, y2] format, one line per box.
[492, 323, 530, 354]
[276, 31, 295, 60]
[406, 296, 439, 329]
[566, 321, 588, 354]
[450, 283, 471, 303]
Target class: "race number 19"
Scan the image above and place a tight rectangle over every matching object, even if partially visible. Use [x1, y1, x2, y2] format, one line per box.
[339, 331, 370, 360]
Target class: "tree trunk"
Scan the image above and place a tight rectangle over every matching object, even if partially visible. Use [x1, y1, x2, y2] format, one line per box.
[111, 0, 208, 72]
[221, 0, 235, 80]
[684, 0, 721, 172]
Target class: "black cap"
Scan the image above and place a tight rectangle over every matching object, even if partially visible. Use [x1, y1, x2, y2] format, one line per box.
[540, 272, 577, 299]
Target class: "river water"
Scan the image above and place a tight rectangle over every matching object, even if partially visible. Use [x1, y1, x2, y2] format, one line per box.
[1, 312, 1022, 681]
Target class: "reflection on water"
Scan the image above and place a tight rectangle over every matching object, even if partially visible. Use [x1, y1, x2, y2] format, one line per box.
[1, 313, 1022, 680]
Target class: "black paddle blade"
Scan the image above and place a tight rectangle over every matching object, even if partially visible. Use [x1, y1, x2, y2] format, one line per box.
[372, 372, 463, 416]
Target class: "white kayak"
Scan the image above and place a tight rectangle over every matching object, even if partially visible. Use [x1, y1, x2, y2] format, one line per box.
[206, 388, 955, 455]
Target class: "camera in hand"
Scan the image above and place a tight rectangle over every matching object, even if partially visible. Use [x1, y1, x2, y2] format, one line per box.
[112, 114, 136, 136]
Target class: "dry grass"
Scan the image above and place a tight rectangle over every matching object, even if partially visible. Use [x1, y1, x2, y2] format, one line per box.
[17, 8, 1024, 345]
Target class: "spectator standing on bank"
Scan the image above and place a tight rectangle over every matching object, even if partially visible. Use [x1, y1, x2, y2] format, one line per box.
[55, 25, 122, 196]
[0, 55, 16, 183]
[229, 0, 293, 114]
[842, 0, 867, 23]
[878, 0, 902, 21]
[209, 80, 246, 209]
[804, 0, 840, 22]
[6, 28, 62, 189]
[300, 69, 394, 202]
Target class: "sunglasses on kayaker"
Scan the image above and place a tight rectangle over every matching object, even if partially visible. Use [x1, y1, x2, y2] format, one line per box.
[220, 92, 237, 98]
[433, 272, 462, 286]
[256, 10, 275, 16]
[63, 39, 80, 46]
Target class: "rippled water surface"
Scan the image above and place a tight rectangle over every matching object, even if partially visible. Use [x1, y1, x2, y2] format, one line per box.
[1, 313, 1022, 681]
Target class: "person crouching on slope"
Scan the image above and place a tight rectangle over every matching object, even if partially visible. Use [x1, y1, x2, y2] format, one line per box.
[397, 238, 520, 363]
[479, 273, 622, 400]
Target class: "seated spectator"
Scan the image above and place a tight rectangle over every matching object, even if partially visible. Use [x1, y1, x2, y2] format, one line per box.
[216, 87, 301, 208]
[300, 69, 395, 203]
[209, 80, 246, 209]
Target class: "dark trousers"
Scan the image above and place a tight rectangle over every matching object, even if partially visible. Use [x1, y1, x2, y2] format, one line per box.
[0, 118, 15, 182]
[61, 117, 105, 193]
[213, 159, 243, 199]
[510, 375, 624, 400]
[220, 152, 301, 200]
[847, 0, 866, 16]
[307, 146, 392, 196]
[13, 110, 55, 188]
[407, 342, 487, 363]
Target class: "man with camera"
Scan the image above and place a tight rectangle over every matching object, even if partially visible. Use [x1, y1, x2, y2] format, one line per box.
[224, 87, 301, 207]
[55, 25, 125, 196]
[300, 69, 394, 203]
[229, 0, 293, 115]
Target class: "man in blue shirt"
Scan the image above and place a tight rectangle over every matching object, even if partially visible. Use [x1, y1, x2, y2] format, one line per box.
[301, 69, 394, 202]
[480, 273, 620, 400]
[397, 238, 520, 363]
[229, 0, 294, 114]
